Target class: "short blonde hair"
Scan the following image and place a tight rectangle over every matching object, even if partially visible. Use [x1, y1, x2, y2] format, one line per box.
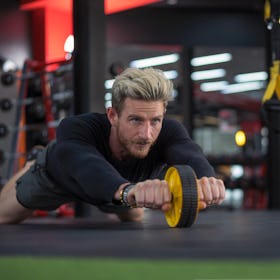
[111, 67, 173, 113]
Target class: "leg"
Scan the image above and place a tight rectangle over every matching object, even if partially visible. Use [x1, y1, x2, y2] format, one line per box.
[0, 161, 34, 224]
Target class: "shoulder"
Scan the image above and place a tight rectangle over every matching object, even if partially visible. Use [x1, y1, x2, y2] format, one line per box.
[162, 118, 184, 128]
[161, 118, 188, 135]
[155, 118, 190, 145]
[56, 113, 110, 140]
[59, 113, 109, 128]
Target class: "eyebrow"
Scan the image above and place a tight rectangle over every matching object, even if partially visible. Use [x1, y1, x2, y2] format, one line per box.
[128, 114, 163, 118]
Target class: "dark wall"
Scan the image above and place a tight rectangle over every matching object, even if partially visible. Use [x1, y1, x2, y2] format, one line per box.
[0, 1, 31, 69]
[107, 7, 266, 48]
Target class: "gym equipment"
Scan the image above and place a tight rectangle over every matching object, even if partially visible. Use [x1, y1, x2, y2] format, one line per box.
[0, 150, 4, 165]
[0, 65, 71, 87]
[262, 0, 280, 208]
[0, 91, 73, 109]
[0, 121, 59, 133]
[0, 123, 8, 138]
[0, 98, 13, 111]
[26, 100, 46, 120]
[1, 72, 16, 86]
[164, 165, 202, 228]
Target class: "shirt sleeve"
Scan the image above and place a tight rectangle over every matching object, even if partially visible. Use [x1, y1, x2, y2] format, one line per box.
[161, 119, 215, 178]
[50, 116, 128, 204]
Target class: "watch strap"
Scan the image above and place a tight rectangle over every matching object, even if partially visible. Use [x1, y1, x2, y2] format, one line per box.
[120, 183, 135, 207]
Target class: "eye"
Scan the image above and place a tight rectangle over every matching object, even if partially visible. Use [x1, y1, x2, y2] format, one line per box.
[151, 118, 162, 126]
[129, 117, 142, 124]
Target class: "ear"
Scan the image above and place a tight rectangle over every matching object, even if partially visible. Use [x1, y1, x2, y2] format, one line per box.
[106, 107, 118, 126]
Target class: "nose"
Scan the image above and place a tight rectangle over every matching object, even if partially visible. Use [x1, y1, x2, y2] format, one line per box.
[139, 122, 152, 139]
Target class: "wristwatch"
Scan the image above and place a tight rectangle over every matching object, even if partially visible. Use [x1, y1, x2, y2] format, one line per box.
[120, 183, 135, 207]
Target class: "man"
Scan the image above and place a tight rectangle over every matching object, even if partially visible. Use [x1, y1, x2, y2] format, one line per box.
[0, 67, 225, 224]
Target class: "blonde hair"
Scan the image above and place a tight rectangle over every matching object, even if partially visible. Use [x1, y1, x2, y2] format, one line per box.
[111, 67, 173, 113]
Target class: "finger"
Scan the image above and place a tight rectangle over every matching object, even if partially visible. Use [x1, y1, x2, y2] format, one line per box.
[161, 202, 172, 212]
[198, 201, 207, 210]
[162, 180, 172, 203]
[209, 178, 220, 204]
[197, 181, 204, 201]
[144, 180, 155, 207]
[134, 183, 145, 208]
[217, 179, 226, 204]
[154, 180, 169, 208]
[159, 181, 172, 211]
[198, 177, 213, 204]
[210, 178, 226, 205]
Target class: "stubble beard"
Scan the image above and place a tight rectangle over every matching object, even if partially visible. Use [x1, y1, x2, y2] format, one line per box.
[118, 132, 153, 159]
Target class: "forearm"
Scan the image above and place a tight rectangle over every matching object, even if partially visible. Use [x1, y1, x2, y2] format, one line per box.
[49, 141, 129, 204]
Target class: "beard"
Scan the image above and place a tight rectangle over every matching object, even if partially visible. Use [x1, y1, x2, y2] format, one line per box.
[118, 133, 154, 159]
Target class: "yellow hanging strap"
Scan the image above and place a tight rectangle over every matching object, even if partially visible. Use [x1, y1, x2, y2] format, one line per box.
[262, 60, 280, 103]
[264, 0, 271, 21]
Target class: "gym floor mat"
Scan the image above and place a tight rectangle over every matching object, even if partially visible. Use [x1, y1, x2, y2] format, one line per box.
[0, 209, 279, 259]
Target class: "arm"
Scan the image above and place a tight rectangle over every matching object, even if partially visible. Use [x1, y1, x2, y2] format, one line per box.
[160, 119, 215, 178]
[52, 115, 129, 204]
[114, 120, 225, 210]
[161, 121, 226, 208]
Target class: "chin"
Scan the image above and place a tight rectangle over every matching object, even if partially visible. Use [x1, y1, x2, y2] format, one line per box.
[130, 149, 150, 159]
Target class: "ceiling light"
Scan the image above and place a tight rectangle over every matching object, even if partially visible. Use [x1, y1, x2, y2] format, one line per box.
[104, 79, 115, 89]
[191, 53, 232, 67]
[222, 81, 264, 94]
[105, 100, 112, 109]
[191, 69, 226, 81]
[64, 35, 74, 53]
[104, 92, 112, 101]
[200, 81, 228, 92]
[234, 71, 268, 83]
[163, 70, 178, 80]
[129, 53, 179, 68]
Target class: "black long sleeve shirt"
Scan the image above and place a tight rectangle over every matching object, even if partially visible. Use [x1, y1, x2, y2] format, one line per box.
[47, 113, 214, 205]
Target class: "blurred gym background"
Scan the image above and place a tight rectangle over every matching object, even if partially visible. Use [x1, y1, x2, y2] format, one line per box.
[0, 0, 279, 217]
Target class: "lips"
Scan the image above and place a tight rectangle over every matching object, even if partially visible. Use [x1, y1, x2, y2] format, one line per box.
[134, 140, 152, 145]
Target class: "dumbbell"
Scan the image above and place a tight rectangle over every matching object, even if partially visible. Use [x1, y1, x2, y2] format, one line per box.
[164, 165, 203, 228]
[0, 123, 8, 138]
[26, 100, 46, 121]
[0, 98, 13, 111]
[1, 72, 16, 86]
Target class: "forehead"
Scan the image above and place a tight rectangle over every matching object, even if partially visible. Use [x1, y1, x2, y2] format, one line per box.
[121, 98, 165, 116]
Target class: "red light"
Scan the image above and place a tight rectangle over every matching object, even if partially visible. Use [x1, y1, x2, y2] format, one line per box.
[105, 0, 162, 14]
[20, 0, 162, 62]
[20, 0, 162, 14]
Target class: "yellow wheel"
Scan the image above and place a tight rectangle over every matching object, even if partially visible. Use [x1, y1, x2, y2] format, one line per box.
[164, 165, 199, 228]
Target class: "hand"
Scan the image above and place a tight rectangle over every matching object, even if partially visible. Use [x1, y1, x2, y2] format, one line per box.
[127, 179, 172, 212]
[197, 177, 226, 209]
[125, 176, 225, 212]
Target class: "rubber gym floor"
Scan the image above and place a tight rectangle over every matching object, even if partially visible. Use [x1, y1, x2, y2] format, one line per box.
[0, 208, 280, 280]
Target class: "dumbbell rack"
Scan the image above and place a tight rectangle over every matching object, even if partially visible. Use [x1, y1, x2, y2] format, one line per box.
[0, 59, 75, 217]
[0, 66, 19, 186]
[0, 60, 56, 185]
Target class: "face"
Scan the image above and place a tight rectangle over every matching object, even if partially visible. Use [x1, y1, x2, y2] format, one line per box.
[108, 98, 165, 159]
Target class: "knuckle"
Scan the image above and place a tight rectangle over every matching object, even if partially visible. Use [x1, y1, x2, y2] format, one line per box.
[200, 177, 208, 184]
[208, 177, 217, 184]
[153, 179, 161, 184]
